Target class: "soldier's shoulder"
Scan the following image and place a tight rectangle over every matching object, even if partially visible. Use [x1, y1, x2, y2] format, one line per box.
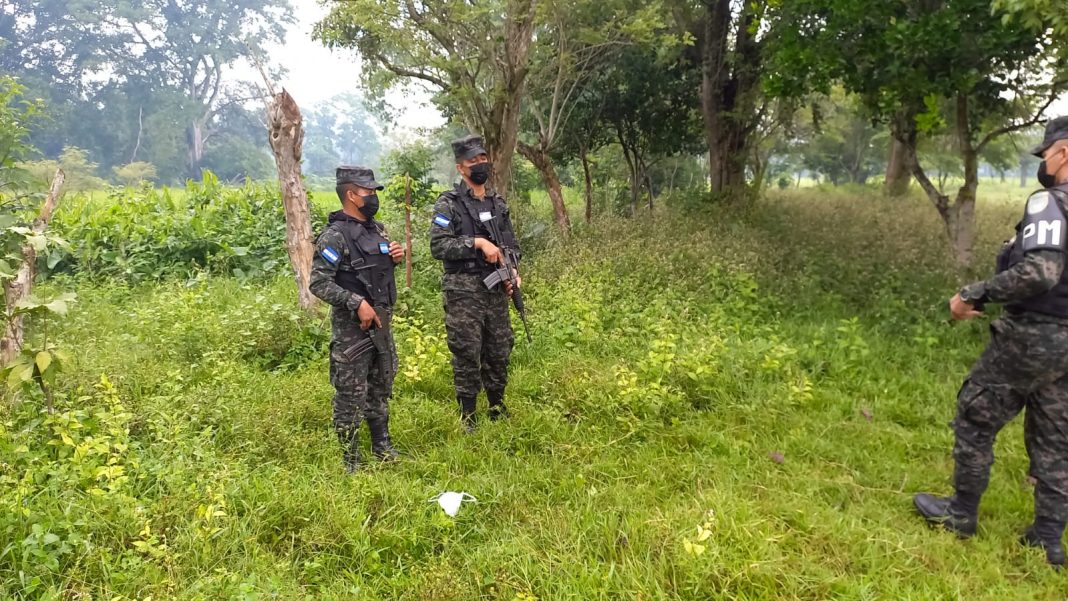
[433, 192, 459, 212]
[316, 223, 346, 247]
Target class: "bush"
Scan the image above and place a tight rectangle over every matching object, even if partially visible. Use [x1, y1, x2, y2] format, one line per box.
[52, 171, 329, 282]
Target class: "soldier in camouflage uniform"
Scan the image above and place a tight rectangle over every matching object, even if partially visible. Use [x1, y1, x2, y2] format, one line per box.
[309, 166, 405, 472]
[429, 135, 522, 432]
[915, 116, 1068, 567]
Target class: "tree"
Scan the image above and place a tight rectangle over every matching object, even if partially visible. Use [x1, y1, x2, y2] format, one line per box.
[673, 0, 777, 199]
[112, 161, 158, 187]
[516, 0, 672, 231]
[316, 0, 536, 200]
[599, 47, 704, 213]
[793, 91, 884, 186]
[768, 0, 1067, 265]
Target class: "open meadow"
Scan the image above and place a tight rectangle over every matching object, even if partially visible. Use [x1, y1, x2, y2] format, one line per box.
[3, 178, 1066, 600]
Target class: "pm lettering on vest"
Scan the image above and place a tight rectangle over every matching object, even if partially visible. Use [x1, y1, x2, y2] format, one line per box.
[1023, 220, 1063, 246]
[1021, 190, 1068, 252]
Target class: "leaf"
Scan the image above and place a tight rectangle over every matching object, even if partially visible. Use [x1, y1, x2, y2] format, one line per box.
[7, 362, 32, 389]
[41, 533, 59, 546]
[35, 351, 51, 374]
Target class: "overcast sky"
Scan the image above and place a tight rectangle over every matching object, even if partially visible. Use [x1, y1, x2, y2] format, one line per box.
[260, 0, 446, 139]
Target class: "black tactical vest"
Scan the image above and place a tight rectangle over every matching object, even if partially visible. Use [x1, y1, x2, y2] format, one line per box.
[332, 219, 397, 307]
[998, 185, 1068, 317]
[441, 188, 518, 275]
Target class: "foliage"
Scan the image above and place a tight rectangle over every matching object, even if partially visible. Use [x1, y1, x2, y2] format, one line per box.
[51, 172, 329, 282]
[111, 162, 158, 187]
[7, 0, 292, 180]
[5, 179, 1063, 597]
[22, 146, 107, 192]
[0, 76, 44, 201]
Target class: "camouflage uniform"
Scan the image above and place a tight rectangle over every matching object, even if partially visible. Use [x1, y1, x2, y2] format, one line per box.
[916, 178, 1068, 562]
[309, 166, 399, 470]
[430, 135, 521, 427]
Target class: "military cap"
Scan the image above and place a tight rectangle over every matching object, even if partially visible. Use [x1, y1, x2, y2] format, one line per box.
[1032, 116, 1068, 157]
[336, 165, 383, 190]
[452, 134, 488, 162]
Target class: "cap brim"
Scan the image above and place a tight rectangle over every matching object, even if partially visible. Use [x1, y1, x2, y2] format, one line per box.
[457, 148, 488, 162]
[1032, 141, 1051, 158]
[346, 178, 384, 190]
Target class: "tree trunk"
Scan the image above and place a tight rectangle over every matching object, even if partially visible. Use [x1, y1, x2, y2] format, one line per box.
[481, 0, 536, 199]
[699, 0, 760, 198]
[581, 145, 594, 224]
[884, 137, 912, 196]
[904, 95, 978, 267]
[619, 139, 640, 216]
[187, 120, 205, 178]
[1, 169, 64, 365]
[517, 142, 571, 233]
[266, 89, 318, 311]
[642, 159, 654, 211]
[1020, 157, 1029, 188]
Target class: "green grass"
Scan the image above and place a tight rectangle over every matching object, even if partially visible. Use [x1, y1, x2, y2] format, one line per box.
[3, 182, 1066, 600]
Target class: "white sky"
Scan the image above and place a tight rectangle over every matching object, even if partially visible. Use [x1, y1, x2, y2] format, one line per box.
[260, 0, 446, 140]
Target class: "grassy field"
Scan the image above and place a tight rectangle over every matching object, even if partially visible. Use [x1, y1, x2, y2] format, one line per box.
[3, 180, 1066, 600]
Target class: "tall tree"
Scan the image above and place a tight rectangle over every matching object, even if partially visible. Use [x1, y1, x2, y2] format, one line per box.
[517, 0, 673, 231]
[100, 0, 292, 177]
[316, 0, 536, 200]
[673, 0, 776, 198]
[769, 0, 1067, 265]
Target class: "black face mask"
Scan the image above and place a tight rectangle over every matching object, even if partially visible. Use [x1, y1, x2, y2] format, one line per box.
[468, 162, 492, 185]
[358, 193, 380, 219]
[1038, 160, 1058, 189]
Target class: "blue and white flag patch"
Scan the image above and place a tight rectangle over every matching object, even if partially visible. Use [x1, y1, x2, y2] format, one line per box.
[433, 214, 451, 228]
[321, 246, 340, 264]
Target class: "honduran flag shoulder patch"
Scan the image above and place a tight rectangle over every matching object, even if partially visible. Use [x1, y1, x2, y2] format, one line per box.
[320, 246, 340, 264]
[433, 213, 451, 228]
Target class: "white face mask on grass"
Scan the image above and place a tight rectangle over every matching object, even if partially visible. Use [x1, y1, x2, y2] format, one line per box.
[429, 491, 477, 517]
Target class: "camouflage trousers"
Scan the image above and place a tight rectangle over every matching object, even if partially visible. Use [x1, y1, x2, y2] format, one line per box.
[443, 285, 514, 399]
[329, 307, 398, 444]
[952, 312, 1068, 522]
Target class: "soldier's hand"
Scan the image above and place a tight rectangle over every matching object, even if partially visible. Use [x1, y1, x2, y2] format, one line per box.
[475, 238, 501, 264]
[949, 293, 983, 321]
[357, 300, 382, 331]
[388, 241, 405, 264]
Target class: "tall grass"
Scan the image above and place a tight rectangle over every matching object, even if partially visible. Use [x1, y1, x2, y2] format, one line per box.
[3, 183, 1062, 600]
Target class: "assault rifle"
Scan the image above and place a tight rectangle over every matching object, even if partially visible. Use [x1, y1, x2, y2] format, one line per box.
[480, 214, 532, 343]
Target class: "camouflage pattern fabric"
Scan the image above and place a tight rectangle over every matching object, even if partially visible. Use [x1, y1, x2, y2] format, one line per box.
[952, 312, 1068, 522]
[329, 307, 398, 443]
[429, 184, 519, 401]
[310, 219, 397, 450]
[443, 284, 514, 399]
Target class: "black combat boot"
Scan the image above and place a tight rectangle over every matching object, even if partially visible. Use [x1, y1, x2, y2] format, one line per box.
[1021, 518, 1066, 567]
[367, 416, 399, 462]
[487, 390, 509, 421]
[913, 493, 979, 538]
[458, 396, 477, 433]
[337, 426, 361, 474]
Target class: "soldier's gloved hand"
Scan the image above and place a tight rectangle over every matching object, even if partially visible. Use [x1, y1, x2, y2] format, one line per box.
[357, 299, 382, 331]
[475, 238, 501, 264]
[388, 241, 405, 264]
[949, 292, 984, 321]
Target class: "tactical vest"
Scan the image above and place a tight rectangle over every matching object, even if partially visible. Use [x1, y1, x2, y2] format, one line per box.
[332, 219, 397, 307]
[998, 186, 1068, 318]
[440, 189, 519, 275]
